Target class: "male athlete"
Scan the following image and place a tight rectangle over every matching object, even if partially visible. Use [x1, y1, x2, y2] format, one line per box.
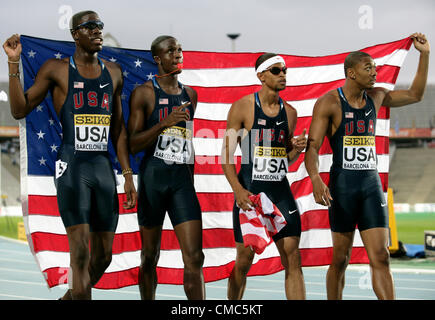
[304, 33, 430, 299]
[128, 36, 205, 300]
[221, 53, 307, 300]
[3, 11, 137, 299]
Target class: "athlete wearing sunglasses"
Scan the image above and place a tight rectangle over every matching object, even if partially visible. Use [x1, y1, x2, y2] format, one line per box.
[3, 10, 136, 300]
[222, 53, 307, 300]
[71, 20, 105, 32]
[266, 66, 287, 75]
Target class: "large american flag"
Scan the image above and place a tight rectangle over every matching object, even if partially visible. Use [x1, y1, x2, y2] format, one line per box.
[19, 35, 412, 289]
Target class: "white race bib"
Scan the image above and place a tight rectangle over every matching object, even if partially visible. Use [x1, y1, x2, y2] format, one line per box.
[74, 114, 111, 151]
[153, 126, 193, 164]
[342, 136, 377, 170]
[252, 146, 288, 181]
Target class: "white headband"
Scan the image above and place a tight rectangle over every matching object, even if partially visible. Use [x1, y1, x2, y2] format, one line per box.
[256, 55, 286, 73]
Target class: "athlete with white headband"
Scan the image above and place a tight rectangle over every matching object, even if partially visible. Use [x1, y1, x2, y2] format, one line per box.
[255, 55, 286, 73]
[222, 52, 307, 300]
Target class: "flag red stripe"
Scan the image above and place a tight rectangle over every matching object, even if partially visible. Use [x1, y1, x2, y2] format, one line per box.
[30, 229, 236, 254]
[28, 194, 137, 216]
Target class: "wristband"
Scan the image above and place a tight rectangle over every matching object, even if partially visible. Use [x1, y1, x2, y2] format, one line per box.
[122, 168, 133, 176]
[8, 60, 20, 64]
[8, 72, 20, 78]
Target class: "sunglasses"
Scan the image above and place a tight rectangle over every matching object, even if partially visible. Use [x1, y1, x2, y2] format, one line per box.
[73, 20, 104, 31]
[266, 66, 287, 75]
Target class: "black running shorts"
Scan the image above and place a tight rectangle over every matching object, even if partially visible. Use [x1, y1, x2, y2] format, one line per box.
[55, 145, 119, 232]
[328, 169, 389, 233]
[137, 161, 202, 227]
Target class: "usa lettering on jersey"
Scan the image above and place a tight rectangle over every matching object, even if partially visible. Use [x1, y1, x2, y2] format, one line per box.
[74, 114, 111, 151]
[342, 136, 377, 170]
[154, 125, 194, 164]
[252, 146, 288, 181]
[73, 91, 110, 111]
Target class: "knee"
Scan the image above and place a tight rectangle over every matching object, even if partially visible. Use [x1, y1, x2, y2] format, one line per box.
[280, 248, 301, 271]
[331, 250, 352, 272]
[141, 248, 160, 269]
[235, 250, 255, 276]
[183, 249, 205, 270]
[369, 247, 390, 268]
[93, 248, 113, 270]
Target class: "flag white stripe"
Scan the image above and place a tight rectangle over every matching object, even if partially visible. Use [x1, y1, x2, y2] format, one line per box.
[26, 154, 389, 196]
[27, 211, 235, 235]
[34, 228, 364, 272]
[179, 50, 408, 87]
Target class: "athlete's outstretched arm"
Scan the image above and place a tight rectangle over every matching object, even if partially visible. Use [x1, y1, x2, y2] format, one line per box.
[109, 64, 137, 209]
[221, 99, 253, 211]
[373, 33, 430, 109]
[304, 95, 333, 207]
[3, 34, 55, 119]
[128, 83, 190, 155]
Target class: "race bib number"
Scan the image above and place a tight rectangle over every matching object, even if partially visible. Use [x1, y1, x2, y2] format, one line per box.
[154, 126, 193, 164]
[252, 146, 288, 181]
[343, 136, 377, 170]
[74, 114, 110, 151]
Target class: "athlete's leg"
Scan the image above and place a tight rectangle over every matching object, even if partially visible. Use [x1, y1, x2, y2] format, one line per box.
[173, 220, 205, 300]
[65, 224, 91, 299]
[227, 242, 255, 300]
[360, 227, 395, 299]
[326, 231, 355, 300]
[88, 231, 115, 285]
[275, 236, 305, 299]
[61, 231, 115, 300]
[138, 225, 163, 300]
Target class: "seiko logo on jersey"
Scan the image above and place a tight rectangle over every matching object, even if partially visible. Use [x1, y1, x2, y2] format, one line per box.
[154, 125, 193, 164]
[74, 114, 111, 151]
[252, 146, 288, 181]
[342, 136, 376, 170]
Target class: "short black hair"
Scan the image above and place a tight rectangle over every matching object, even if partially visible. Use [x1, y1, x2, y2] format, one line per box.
[344, 51, 372, 77]
[70, 10, 98, 32]
[151, 35, 175, 56]
[255, 53, 277, 71]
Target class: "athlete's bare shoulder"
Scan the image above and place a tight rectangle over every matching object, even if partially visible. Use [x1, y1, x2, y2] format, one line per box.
[130, 80, 155, 111]
[366, 86, 389, 109]
[38, 57, 69, 80]
[134, 79, 154, 95]
[226, 94, 254, 129]
[313, 89, 341, 116]
[183, 84, 198, 108]
[282, 99, 296, 119]
[101, 58, 121, 71]
[101, 58, 122, 84]
[233, 93, 254, 110]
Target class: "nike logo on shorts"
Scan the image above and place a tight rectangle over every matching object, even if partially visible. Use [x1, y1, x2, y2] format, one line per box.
[100, 83, 109, 88]
[289, 209, 298, 214]
[276, 121, 285, 126]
